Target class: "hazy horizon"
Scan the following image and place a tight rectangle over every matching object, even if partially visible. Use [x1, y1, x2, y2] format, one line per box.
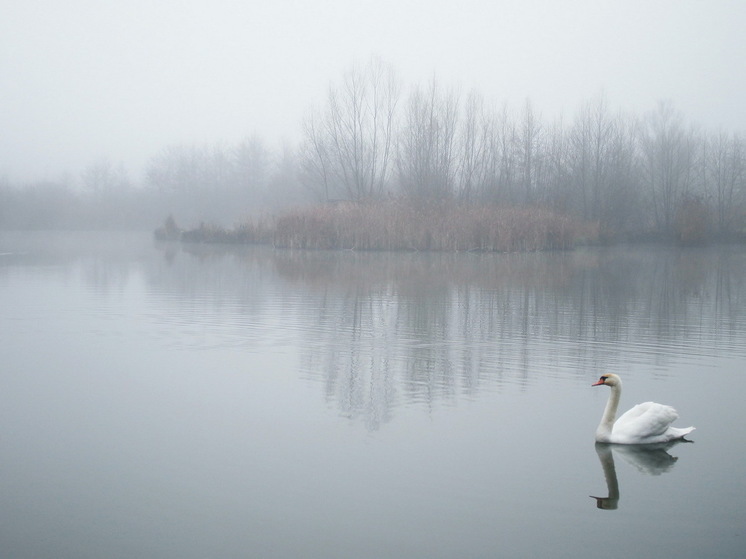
[2, 0, 745, 183]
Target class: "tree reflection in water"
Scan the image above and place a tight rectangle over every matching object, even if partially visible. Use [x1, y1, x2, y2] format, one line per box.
[269, 248, 746, 429]
[142, 241, 746, 431]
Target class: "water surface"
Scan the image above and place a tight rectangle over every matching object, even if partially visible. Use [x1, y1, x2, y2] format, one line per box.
[1, 232, 745, 558]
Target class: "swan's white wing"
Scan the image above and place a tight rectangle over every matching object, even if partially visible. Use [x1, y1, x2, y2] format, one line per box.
[612, 402, 679, 443]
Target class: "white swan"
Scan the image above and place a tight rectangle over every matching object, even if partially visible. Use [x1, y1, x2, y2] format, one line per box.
[592, 374, 695, 444]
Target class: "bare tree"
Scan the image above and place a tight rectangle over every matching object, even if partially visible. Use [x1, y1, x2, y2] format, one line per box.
[300, 57, 400, 202]
[146, 144, 239, 223]
[589, 95, 615, 220]
[640, 101, 696, 235]
[705, 131, 745, 236]
[396, 78, 460, 199]
[81, 158, 130, 198]
[300, 109, 335, 202]
[146, 145, 204, 198]
[604, 113, 645, 235]
[518, 99, 543, 204]
[269, 142, 309, 210]
[457, 89, 487, 202]
[492, 104, 520, 203]
[542, 116, 571, 211]
[80, 158, 138, 227]
[568, 95, 612, 219]
[233, 135, 271, 208]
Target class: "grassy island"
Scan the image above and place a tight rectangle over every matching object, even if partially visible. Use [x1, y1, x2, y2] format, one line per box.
[162, 200, 599, 252]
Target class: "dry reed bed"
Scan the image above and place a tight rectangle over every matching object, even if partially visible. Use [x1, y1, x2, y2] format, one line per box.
[272, 201, 598, 252]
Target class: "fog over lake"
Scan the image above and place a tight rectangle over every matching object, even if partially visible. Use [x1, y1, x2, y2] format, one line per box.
[4, 2, 744, 181]
[1, 232, 745, 558]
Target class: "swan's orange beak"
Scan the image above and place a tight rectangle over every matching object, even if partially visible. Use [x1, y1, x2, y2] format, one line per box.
[592, 379, 605, 386]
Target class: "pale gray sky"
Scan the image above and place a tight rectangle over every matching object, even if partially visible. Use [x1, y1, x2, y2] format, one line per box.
[2, 0, 744, 182]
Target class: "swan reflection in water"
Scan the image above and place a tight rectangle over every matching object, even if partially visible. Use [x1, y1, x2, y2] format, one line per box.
[591, 441, 689, 510]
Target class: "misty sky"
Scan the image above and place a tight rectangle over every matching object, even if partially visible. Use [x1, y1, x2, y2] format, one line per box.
[2, 0, 744, 182]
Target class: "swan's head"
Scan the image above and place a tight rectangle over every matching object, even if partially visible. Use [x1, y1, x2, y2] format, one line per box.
[592, 373, 621, 387]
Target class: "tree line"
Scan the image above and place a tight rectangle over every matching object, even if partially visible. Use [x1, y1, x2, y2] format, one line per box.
[2, 58, 744, 241]
[301, 59, 745, 241]
[0, 137, 308, 230]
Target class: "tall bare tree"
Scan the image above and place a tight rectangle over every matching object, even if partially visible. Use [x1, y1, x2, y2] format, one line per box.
[518, 99, 543, 204]
[492, 104, 520, 203]
[604, 113, 644, 235]
[542, 116, 571, 211]
[457, 89, 487, 202]
[640, 101, 696, 235]
[81, 158, 130, 200]
[705, 131, 745, 236]
[396, 78, 460, 199]
[300, 58, 400, 202]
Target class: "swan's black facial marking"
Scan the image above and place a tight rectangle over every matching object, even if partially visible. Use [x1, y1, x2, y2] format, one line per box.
[599, 375, 608, 382]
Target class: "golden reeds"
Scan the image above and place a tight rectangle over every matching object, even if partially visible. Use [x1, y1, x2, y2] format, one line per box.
[174, 200, 597, 251]
[271, 200, 598, 252]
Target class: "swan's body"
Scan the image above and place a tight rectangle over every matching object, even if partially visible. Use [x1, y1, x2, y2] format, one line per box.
[592, 374, 694, 444]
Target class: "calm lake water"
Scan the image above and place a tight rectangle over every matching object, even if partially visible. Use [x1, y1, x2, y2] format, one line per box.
[1, 232, 745, 559]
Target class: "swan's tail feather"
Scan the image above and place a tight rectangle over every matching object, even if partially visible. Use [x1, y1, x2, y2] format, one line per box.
[674, 426, 695, 441]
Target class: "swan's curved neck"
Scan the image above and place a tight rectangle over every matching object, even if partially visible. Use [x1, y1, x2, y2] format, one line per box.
[597, 382, 622, 439]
